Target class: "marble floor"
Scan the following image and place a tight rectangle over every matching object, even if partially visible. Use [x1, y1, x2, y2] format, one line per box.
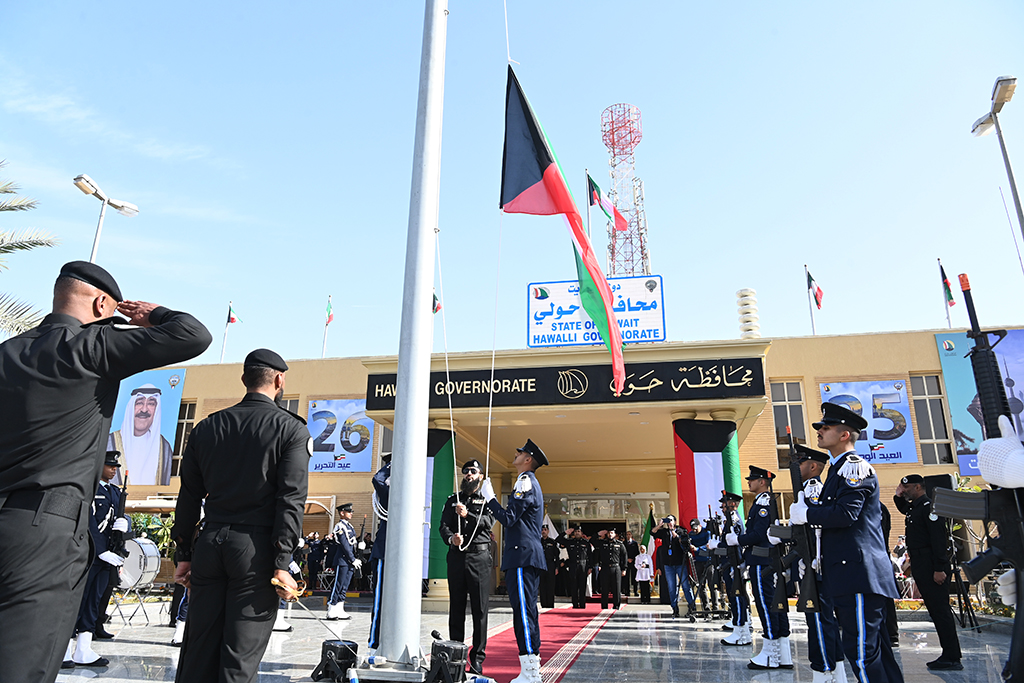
[57, 600, 1013, 683]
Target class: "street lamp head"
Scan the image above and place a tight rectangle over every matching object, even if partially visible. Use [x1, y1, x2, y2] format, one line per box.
[73, 174, 108, 201]
[108, 198, 139, 218]
[992, 76, 1017, 113]
[972, 112, 996, 137]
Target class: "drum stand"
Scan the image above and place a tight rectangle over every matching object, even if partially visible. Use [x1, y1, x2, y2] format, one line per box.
[112, 582, 158, 626]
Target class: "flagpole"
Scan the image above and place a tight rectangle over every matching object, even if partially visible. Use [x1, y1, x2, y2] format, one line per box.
[322, 294, 331, 359]
[804, 265, 816, 335]
[938, 259, 952, 329]
[220, 300, 231, 363]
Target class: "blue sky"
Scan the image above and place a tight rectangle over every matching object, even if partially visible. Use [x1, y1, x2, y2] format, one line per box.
[2, 1, 1023, 364]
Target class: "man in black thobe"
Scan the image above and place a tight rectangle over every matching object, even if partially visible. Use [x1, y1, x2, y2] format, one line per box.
[540, 525, 559, 608]
[172, 349, 309, 683]
[0, 261, 211, 683]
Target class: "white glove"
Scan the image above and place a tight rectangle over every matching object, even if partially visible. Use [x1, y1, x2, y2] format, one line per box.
[797, 559, 806, 579]
[997, 569, 1017, 608]
[297, 537, 305, 548]
[768, 522, 783, 546]
[99, 551, 125, 567]
[725, 532, 739, 547]
[707, 538, 719, 550]
[479, 480, 495, 503]
[112, 517, 129, 533]
[352, 559, 363, 570]
[358, 541, 366, 551]
[978, 415, 1024, 488]
[789, 492, 809, 525]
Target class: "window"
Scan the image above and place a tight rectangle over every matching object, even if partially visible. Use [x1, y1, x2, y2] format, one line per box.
[771, 381, 807, 475]
[281, 397, 300, 414]
[171, 402, 197, 477]
[910, 375, 955, 465]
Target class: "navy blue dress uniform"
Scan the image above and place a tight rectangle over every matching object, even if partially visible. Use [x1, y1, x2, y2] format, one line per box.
[540, 530, 559, 608]
[558, 529, 591, 608]
[485, 440, 547, 660]
[736, 467, 791, 649]
[718, 491, 750, 633]
[800, 403, 903, 683]
[0, 261, 211, 683]
[900, 474, 961, 667]
[794, 444, 845, 677]
[367, 453, 391, 651]
[592, 534, 627, 609]
[172, 349, 311, 683]
[439, 460, 496, 674]
[328, 504, 358, 616]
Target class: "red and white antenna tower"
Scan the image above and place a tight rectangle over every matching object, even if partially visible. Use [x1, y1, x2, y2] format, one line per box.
[601, 103, 651, 276]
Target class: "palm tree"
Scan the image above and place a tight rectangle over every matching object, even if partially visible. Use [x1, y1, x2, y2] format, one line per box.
[1, 160, 59, 336]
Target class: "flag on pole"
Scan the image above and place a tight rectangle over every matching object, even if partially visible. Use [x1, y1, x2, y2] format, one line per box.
[587, 173, 628, 231]
[227, 304, 240, 324]
[807, 271, 823, 309]
[326, 297, 334, 324]
[641, 504, 656, 549]
[940, 264, 956, 307]
[542, 512, 559, 540]
[499, 66, 625, 395]
[432, 292, 442, 314]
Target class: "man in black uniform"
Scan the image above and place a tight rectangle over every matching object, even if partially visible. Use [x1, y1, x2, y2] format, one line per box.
[623, 531, 640, 597]
[367, 451, 391, 654]
[171, 349, 309, 683]
[558, 526, 591, 608]
[896, 474, 962, 670]
[439, 459, 496, 675]
[0, 261, 211, 683]
[593, 528, 627, 609]
[540, 525, 559, 608]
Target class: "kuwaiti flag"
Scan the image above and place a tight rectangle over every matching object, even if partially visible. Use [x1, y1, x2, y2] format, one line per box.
[227, 304, 240, 324]
[807, 271, 823, 309]
[940, 263, 956, 308]
[587, 173, 628, 231]
[673, 419, 743, 525]
[325, 296, 334, 325]
[499, 66, 625, 395]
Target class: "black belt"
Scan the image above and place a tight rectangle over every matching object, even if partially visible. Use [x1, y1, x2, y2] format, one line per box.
[205, 522, 272, 533]
[2, 489, 81, 521]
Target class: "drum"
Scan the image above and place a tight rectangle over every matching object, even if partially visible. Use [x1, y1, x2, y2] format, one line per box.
[119, 538, 161, 588]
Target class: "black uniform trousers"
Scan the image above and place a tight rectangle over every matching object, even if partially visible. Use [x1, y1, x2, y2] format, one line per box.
[506, 567, 541, 655]
[539, 564, 556, 608]
[832, 592, 903, 683]
[0, 494, 90, 683]
[176, 525, 279, 683]
[750, 564, 790, 638]
[75, 560, 112, 634]
[599, 565, 623, 609]
[568, 563, 588, 608]
[368, 558, 384, 650]
[912, 568, 961, 662]
[805, 591, 844, 672]
[447, 546, 492, 672]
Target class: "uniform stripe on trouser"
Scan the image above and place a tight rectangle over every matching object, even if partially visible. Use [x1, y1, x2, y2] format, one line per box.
[517, 568, 532, 652]
[813, 613, 832, 671]
[330, 567, 344, 604]
[755, 566, 773, 639]
[855, 594, 867, 683]
[369, 560, 383, 648]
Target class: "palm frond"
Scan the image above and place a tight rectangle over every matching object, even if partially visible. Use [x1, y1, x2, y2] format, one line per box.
[0, 196, 39, 212]
[0, 292, 44, 337]
[0, 180, 21, 195]
[0, 229, 59, 255]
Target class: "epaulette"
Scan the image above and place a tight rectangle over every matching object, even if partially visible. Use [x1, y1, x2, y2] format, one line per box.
[837, 454, 874, 485]
[755, 492, 771, 506]
[803, 477, 823, 504]
[513, 473, 533, 493]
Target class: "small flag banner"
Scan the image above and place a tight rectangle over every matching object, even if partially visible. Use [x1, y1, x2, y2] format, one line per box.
[587, 173, 628, 232]
[807, 271, 823, 309]
[227, 305, 240, 324]
[641, 505, 656, 549]
[432, 292, 442, 314]
[326, 298, 334, 324]
[940, 264, 956, 308]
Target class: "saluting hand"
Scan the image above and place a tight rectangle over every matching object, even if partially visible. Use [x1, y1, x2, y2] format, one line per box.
[117, 300, 160, 327]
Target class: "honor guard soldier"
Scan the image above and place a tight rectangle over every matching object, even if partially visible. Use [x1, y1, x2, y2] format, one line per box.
[65, 451, 130, 668]
[171, 349, 310, 683]
[0, 261, 211, 683]
[558, 526, 591, 608]
[480, 439, 547, 683]
[727, 466, 792, 669]
[540, 525, 559, 608]
[366, 451, 391, 654]
[896, 474, 962, 670]
[327, 503, 360, 620]
[593, 528, 628, 609]
[790, 403, 904, 683]
[439, 459, 496, 675]
[788, 445, 848, 683]
[713, 490, 752, 644]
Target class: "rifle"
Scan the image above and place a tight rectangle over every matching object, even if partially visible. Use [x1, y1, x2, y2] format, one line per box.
[767, 475, 791, 613]
[778, 427, 820, 612]
[354, 514, 367, 580]
[932, 273, 1023, 683]
[722, 500, 747, 599]
[108, 470, 130, 558]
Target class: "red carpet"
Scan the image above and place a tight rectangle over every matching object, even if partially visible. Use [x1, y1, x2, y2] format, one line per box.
[482, 604, 613, 683]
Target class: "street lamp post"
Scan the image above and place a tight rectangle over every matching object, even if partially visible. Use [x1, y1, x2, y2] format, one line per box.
[972, 76, 1024, 244]
[72, 174, 139, 263]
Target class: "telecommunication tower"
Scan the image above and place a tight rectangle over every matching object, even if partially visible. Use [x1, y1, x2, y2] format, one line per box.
[601, 103, 651, 276]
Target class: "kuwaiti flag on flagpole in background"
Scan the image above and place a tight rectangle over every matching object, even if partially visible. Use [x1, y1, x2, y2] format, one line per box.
[499, 66, 625, 395]
[587, 173, 628, 231]
[807, 271, 823, 309]
[325, 296, 334, 325]
[940, 263, 956, 308]
[227, 304, 240, 324]
[673, 420, 743, 525]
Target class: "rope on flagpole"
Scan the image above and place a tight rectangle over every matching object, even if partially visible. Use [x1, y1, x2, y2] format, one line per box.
[1000, 186, 1024, 281]
[502, 0, 518, 65]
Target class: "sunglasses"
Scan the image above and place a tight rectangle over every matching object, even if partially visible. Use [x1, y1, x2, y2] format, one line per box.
[462, 468, 481, 475]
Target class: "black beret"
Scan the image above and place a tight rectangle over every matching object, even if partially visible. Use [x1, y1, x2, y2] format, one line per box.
[243, 348, 288, 372]
[795, 444, 829, 464]
[337, 502, 353, 512]
[516, 439, 548, 467]
[812, 402, 869, 432]
[104, 450, 121, 467]
[462, 459, 483, 472]
[59, 261, 123, 302]
[901, 474, 925, 485]
[746, 465, 776, 481]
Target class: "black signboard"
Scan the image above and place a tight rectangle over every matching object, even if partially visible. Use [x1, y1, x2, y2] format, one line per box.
[366, 358, 765, 411]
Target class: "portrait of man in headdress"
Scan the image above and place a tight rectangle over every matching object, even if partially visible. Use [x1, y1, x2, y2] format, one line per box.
[108, 384, 174, 485]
